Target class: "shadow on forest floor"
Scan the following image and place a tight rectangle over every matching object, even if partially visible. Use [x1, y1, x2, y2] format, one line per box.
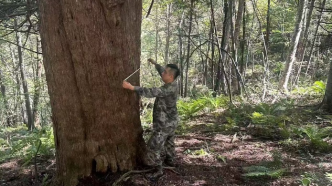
[1, 111, 332, 186]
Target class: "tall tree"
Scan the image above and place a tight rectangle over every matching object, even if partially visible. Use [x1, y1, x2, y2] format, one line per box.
[38, 0, 146, 185]
[213, 0, 231, 96]
[184, 0, 194, 97]
[164, 3, 172, 64]
[278, 0, 307, 92]
[265, 0, 271, 49]
[305, 0, 326, 75]
[15, 20, 34, 130]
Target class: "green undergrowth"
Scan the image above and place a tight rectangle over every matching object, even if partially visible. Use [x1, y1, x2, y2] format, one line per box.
[0, 125, 55, 164]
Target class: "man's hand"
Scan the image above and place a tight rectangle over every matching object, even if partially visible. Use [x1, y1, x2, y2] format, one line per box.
[147, 58, 156, 65]
[122, 81, 134, 90]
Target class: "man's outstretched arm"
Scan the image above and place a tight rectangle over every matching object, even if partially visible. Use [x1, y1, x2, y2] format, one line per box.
[148, 58, 164, 77]
[122, 81, 175, 98]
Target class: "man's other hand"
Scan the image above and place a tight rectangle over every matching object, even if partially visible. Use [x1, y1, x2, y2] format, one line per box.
[122, 81, 134, 90]
[147, 58, 156, 65]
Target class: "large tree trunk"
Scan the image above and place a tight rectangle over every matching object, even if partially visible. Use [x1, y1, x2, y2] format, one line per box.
[38, 1, 145, 185]
[278, 0, 307, 92]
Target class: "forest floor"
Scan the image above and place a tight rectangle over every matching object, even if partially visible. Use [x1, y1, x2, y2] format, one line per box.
[1, 113, 332, 186]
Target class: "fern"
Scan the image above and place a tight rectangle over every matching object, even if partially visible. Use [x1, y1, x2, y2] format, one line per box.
[178, 98, 207, 119]
[301, 125, 332, 151]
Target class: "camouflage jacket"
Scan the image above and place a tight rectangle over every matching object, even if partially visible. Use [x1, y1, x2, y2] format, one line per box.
[134, 64, 178, 129]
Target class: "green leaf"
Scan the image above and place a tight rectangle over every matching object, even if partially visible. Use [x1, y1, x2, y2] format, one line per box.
[301, 178, 311, 186]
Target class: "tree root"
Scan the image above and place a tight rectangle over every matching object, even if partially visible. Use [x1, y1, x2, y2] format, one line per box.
[112, 166, 179, 186]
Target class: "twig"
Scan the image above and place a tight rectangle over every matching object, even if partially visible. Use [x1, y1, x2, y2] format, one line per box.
[145, 0, 155, 18]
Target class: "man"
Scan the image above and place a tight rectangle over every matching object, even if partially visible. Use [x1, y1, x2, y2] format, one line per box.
[122, 58, 180, 179]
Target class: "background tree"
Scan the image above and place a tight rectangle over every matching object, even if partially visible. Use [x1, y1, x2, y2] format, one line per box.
[278, 0, 307, 92]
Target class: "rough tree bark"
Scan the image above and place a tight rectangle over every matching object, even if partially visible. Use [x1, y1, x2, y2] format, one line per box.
[38, 0, 146, 185]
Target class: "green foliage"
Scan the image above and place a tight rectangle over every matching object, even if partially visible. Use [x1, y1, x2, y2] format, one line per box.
[216, 154, 227, 163]
[243, 151, 285, 179]
[301, 125, 332, 152]
[201, 95, 228, 111]
[301, 178, 311, 186]
[300, 172, 319, 186]
[193, 148, 208, 156]
[292, 81, 326, 95]
[248, 102, 292, 139]
[177, 98, 208, 120]
[325, 172, 332, 183]
[0, 126, 55, 164]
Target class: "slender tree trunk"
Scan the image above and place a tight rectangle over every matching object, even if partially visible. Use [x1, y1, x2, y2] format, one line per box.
[323, 59, 332, 112]
[155, 0, 159, 62]
[231, 0, 244, 94]
[184, 0, 194, 97]
[279, 0, 307, 92]
[298, 0, 316, 60]
[251, 0, 269, 100]
[15, 20, 34, 130]
[178, 11, 185, 96]
[38, 1, 146, 185]
[240, 1, 246, 76]
[0, 65, 10, 126]
[305, 0, 326, 76]
[210, 12, 215, 89]
[265, 0, 271, 49]
[211, 0, 231, 99]
[32, 36, 42, 127]
[164, 3, 172, 64]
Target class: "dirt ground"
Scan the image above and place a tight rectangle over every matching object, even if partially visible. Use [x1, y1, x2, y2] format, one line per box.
[1, 114, 332, 186]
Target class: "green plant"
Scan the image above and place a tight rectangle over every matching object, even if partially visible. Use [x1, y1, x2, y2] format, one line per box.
[216, 154, 227, 163]
[301, 178, 311, 186]
[243, 166, 285, 179]
[177, 98, 208, 119]
[193, 148, 208, 156]
[325, 172, 332, 183]
[0, 126, 55, 164]
[292, 80, 326, 95]
[201, 95, 228, 111]
[301, 125, 332, 152]
[243, 150, 285, 179]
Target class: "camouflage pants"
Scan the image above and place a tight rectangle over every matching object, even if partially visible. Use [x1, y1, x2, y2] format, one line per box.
[145, 123, 177, 167]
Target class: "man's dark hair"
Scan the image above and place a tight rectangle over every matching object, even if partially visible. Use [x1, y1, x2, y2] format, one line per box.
[166, 64, 180, 79]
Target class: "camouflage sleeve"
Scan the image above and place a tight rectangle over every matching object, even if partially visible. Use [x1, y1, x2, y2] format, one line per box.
[134, 85, 175, 98]
[155, 64, 165, 77]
